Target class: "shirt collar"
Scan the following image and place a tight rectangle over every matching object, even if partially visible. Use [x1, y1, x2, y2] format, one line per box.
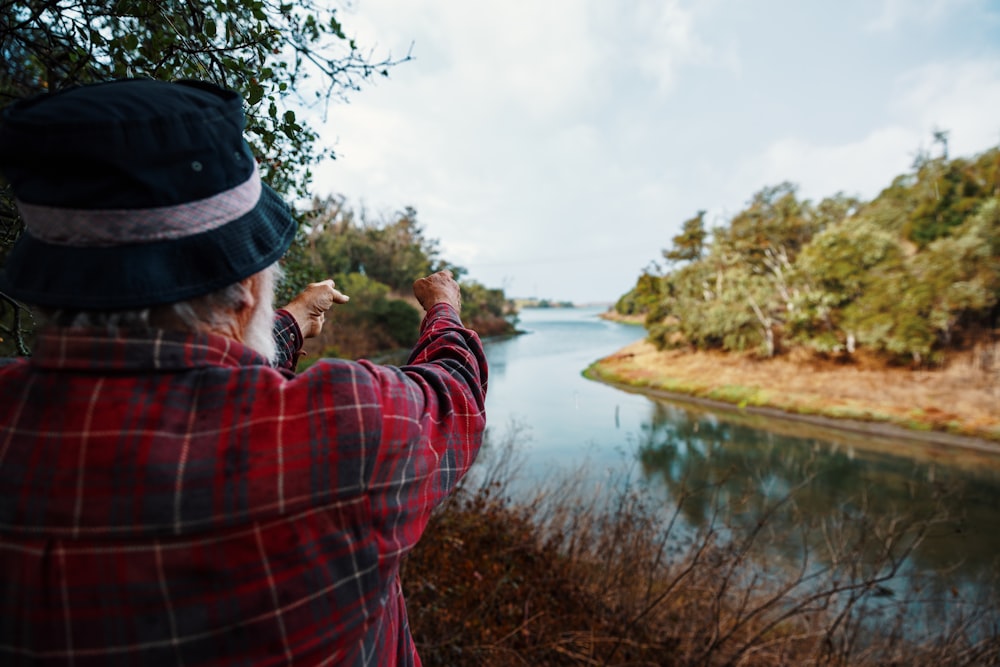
[29, 327, 272, 372]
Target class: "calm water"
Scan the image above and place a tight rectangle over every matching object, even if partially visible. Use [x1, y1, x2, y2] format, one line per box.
[482, 306, 1000, 602]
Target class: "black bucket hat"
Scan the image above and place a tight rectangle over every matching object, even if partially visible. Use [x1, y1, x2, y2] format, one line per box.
[0, 79, 297, 309]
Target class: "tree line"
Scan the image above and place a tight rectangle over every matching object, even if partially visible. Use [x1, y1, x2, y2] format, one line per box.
[615, 141, 1000, 365]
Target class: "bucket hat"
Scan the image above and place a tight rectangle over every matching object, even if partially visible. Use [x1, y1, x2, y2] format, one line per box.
[0, 78, 297, 309]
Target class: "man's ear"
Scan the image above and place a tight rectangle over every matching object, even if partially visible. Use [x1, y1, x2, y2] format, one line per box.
[234, 274, 259, 319]
[233, 273, 260, 341]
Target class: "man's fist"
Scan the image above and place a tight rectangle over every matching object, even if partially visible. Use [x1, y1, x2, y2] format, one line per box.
[282, 279, 349, 339]
[413, 270, 462, 313]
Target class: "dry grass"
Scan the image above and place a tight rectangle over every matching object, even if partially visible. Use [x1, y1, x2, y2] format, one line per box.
[404, 435, 1000, 666]
[585, 340, 1000, 443]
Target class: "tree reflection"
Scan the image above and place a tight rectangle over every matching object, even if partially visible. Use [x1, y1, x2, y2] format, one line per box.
[636, 400, 1000, 593]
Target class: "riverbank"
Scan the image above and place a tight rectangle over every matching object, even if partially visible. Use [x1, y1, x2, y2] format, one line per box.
[585, 339, 1000, 447]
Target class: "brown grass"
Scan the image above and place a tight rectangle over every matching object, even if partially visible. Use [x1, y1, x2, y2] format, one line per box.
[585, 341, 1000, 443]
[404, 435, 1000, 666]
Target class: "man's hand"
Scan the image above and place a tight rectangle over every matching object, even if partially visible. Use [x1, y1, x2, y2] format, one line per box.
[413, 270, 462, 313]
[282, 279, 349, 339]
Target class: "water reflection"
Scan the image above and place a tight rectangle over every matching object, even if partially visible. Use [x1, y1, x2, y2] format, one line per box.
[635, 399, 1000, 593]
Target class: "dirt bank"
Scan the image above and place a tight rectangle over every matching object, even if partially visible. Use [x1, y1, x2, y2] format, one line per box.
[586, 339, 1000, 448]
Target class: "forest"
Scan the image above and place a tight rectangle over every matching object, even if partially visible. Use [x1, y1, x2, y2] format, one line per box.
[615, 139, 1000, 366]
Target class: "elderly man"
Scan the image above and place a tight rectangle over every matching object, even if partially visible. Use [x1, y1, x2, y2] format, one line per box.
[0, 79, 487, 666]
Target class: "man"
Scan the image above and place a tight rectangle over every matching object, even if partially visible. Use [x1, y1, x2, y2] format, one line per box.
[0, 79, 488, 666]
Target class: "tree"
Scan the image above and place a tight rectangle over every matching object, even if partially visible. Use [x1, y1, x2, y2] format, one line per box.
[714, 183, 820, 266]
[0, 0, 410, 354]
[791, 217, 902, 354]
[614, 268, 663, 317]
[710, 184, 821, 356]
[663, 210, 707, 263]
[304, 199, 462, 295]
[911, 199, 1000, 347]
[460, 280, 518, 337]
[618, 143, 1000, 364]
[906, 156, 987, 246]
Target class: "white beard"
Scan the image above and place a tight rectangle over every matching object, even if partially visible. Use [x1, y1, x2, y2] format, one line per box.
[242, 265, 279, 365]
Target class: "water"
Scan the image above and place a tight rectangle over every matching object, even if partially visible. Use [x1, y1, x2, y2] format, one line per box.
[482, 306, 1000, 606]
[483, 306, 655, 473]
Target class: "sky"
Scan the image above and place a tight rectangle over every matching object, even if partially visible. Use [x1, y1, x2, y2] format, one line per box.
[307, 0, 1000, 304]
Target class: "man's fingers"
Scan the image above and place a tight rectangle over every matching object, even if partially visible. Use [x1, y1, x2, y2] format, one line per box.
[302, 280, 349, 310]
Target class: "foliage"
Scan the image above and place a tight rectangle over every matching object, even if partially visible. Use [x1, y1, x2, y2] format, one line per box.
[614, 269, 663, 317]
[789, 216, 902, 354]
[370, 298, 422, 348]
[299, 271, 418, 360]
[663, 210, 707, 263]
[461, 281, 518, 337]
[303, 197, 463, 294]
[906, 155, 992, 246]
[621, 143, 1000, 364]
[0, 0, 409, 355]
[293, 196, 515, 360]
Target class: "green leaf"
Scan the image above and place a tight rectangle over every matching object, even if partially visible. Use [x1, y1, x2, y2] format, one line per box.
[284, 110, 295, 124]
[247, 83, 264, 105]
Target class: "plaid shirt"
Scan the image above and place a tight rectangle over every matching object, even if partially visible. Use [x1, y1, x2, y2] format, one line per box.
[0, 303, 487, 666]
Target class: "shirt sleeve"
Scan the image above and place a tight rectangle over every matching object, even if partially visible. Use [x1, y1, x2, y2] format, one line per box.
[362, 301, 488, 559]
[271, 309, 304, 373]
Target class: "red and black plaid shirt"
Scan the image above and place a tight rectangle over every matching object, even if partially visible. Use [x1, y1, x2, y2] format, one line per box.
[0, 303, 487, 666]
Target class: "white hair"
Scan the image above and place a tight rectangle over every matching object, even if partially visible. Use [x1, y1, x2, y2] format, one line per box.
[43, 263, 284, 364]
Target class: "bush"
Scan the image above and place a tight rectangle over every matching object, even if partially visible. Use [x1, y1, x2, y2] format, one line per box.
[370, 298, 421, 347]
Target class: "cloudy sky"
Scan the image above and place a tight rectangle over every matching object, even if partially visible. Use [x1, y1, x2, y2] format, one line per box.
[309, 0, 1000, 304]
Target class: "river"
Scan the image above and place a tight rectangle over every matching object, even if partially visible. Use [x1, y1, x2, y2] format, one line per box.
[481, 305, 1000, 614]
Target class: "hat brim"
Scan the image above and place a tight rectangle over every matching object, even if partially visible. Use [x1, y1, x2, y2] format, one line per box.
[0, 184, 297, 310]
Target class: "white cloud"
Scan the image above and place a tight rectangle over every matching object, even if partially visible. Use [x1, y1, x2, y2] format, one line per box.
[729, 57, 1000, 208]
[864, 0, 958, 32]
[893, 59, 1000, 156]
[627, 1, 712, 94]
[733, 128, 918, 204]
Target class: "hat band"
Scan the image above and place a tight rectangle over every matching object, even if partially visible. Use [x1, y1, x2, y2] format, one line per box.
[15, 169, 262, 248]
